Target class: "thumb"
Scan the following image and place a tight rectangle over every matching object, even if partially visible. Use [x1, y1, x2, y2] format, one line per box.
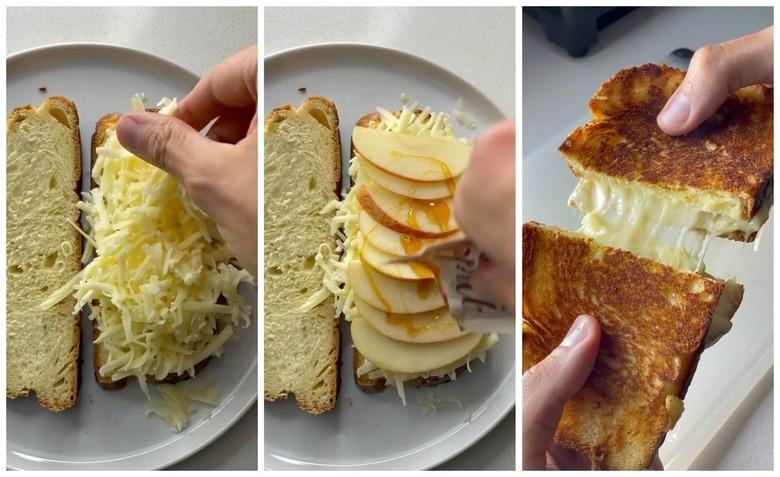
[657, 27, 773, 136]
[116, 112, 225, 186]
[522, 315, 600, 470]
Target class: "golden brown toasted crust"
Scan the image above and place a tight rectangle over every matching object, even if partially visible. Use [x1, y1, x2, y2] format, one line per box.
[90, 110, 211, 390]
[6, 96, 82, 411]
[560, 64, 773, 220]
[522, 221, 737, 470]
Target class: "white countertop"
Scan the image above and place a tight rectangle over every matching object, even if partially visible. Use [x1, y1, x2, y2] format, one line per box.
[523, 6, 772, 470]
[7, 6, 258, 470]
[265, 6, 516, 471]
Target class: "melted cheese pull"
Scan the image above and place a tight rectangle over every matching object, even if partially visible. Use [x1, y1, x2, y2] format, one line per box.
[42, 96, 254, 407]
[569, 176, 771, 272]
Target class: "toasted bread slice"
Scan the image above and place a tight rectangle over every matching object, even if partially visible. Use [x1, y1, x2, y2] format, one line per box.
[522, 221, 743, 470]
[90, 111, 212, 390]
[560, 64, 773, 240]
[264, 96, 341, 414]
[7, 96, 82, 411]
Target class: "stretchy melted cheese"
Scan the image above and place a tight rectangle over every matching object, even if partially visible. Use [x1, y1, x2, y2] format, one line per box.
[569, 176, 771, 272]
[568, 175, 757, 349]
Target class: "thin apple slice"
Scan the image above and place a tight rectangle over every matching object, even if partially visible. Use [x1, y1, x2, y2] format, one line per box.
[351, 317, 481, 374]
[358, 211, 465, 256]
[353, 126, 471, 182]
[356, 182, 458, 238]
[357, 233, 434, 280]
[357, 154, 454, 200]
[347, 259, 444, 313]
[355, 296, 466, 344]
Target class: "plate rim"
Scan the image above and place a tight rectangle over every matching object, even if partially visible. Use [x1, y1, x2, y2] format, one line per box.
[6, 41, 258, 471]
[263, 41, 515, 470]
[264, 41, 507, 120]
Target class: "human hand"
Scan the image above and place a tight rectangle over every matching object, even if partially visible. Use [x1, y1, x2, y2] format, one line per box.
[453, 120, 515, 309]
[523, 315, 600, 470]
[116, 45, 258, 276]
[657, 26, 772, 136]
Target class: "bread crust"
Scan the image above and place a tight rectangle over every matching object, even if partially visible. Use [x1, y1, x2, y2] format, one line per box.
[90, 110, 213, 390]
[6, 96, 82, 411]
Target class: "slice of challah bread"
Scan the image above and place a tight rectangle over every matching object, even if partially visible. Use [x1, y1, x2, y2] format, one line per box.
[264, 96, 341, 414]
[7, 96, 82, 411]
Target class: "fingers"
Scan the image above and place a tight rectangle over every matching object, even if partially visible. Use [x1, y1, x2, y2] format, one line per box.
[470, 256, 515, 309]
[658, 26, 773, 135]
[649, 454, 664, 470]
[175, 44, 258, 131]
[453, 120, 516, 268]
[116, 112, 229, 194]
[206, 106, 257, 144]
[522, 315, 601, 470]
[547, 444, 593, 470]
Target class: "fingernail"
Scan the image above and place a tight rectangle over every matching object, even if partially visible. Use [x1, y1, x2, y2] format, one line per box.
[116, 114, 146, 152]
[659, 92, 691, 127]
[561, 315, 590, 347]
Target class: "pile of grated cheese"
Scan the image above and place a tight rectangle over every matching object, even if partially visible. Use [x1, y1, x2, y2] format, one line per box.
[42, 95, 254, 428]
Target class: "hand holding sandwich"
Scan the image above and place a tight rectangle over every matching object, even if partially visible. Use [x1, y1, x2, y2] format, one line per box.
[453, 120, 515, 309]
[116, 45, 258, 276]
[523, 315, 601, 470]
[658, 26, 772, 135]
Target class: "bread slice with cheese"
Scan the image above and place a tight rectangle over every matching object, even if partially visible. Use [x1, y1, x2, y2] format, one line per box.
[350, 111, 468, 392]
[7, 96, 82, 411]
[90, 112, 212, 390]
[344, 109, 499, 400]
[264, 96, 341, 414]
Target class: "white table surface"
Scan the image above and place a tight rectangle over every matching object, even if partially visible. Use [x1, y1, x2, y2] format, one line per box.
[523, 6, 772, 470]
[7, 6, 258, 470]
[264, 6, 516, 471]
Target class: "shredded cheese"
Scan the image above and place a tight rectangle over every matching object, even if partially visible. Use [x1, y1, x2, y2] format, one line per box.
[42, 95, 254, 429]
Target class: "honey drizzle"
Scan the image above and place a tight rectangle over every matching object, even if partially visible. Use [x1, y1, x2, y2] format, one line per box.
[358, 240, 391, 312]
[385, 309, 443, 336]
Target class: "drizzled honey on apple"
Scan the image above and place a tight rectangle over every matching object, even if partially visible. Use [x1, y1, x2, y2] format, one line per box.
[300, 105, 499, 404]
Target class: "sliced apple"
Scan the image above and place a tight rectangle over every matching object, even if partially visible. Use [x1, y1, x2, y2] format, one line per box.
[356, 182, 458, 238]
[351, 317, 481, 374]
[358, 211, 465, 257]
[359, 211, 430, 256]
[355, 296, 466, 344]
[357, 154, 455, 200]
[357, 233, 433, 280]
[347, 259, 444, 313]
[353, 126, 471, 182]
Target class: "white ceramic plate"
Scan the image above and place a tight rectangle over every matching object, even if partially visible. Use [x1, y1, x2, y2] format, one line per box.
[263, 43, 515, 470]
[523, 115, 773, 470]
[6, 43, 258, 470]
